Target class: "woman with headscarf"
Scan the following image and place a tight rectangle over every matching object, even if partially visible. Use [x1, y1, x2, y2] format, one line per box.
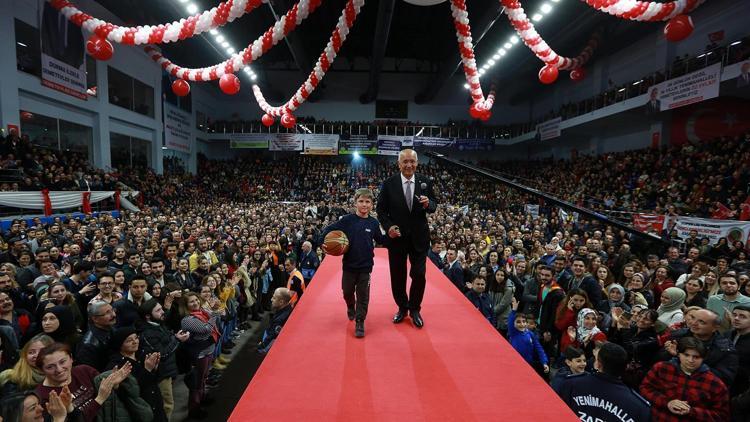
[38, 306, 80, 351]
[609, 309, 660, 388]
[656, 287, 686, 331]
[598, 284, 630, 332]
[625, 273, 653, 308]
[560, 308, 607, 360]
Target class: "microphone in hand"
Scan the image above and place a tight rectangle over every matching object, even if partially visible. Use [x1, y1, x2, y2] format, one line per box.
[416, 182, 429, 208]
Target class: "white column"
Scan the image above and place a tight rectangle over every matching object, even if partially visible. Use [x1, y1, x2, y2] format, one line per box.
[0, 1, 21, 131]
[92, 58, 111, 170]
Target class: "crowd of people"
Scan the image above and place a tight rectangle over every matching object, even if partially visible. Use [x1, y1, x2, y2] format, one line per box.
[0, 130, 748, 420]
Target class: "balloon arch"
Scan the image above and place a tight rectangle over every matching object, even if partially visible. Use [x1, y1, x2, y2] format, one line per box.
[50, 0, 706, 125]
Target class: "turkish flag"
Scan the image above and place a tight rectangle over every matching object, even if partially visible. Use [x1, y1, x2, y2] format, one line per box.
[670, 98, 750, 146]
[740, 198, 750, 221]
[82, 192, 92, 214]
[712, 202, 732, 220]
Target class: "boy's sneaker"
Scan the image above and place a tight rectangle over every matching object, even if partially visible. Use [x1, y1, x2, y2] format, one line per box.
[347, 306, 355, 321]
[355, 321, 365, 338]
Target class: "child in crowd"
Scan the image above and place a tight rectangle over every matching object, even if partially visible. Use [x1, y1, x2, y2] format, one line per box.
[465, 276, 496, 326]
[550, 346, 587, 390]
[508, 298, 549, 377]
[321, 188, 388, 338]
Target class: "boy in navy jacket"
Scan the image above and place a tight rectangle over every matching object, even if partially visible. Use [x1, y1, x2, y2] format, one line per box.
[322, 188, 388, 338]
[508, 297, 550, 375]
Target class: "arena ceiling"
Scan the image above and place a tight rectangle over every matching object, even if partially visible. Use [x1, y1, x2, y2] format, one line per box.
[94, 0, 654, 103]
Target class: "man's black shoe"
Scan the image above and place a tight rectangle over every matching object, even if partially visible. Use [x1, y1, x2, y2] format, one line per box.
[188, 408, 209, 419]
[347, 306, 355, 321]
[355, 320, 365, 338]
[411, 311, 424, 328]
[393, 310, 407, 323]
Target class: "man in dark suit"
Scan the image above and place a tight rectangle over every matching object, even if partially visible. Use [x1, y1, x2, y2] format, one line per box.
[645, 87, 661, 115]
[376, 149, 437, 328]
[442, 248, 465, 292]
[737, 62, 750, 88]
[41, 1, 85, 69]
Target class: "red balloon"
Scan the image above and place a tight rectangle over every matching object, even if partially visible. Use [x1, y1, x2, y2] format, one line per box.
[86, 35, 113, 61]
[538, 64, 559, 84]
[219, 73, 240, 95]
[479, 109, 491, 122]
[171, 79, 190, 97]
[261, 114, 275, 127]
[20, 111, 34, 121]
[469, 103, 484, 119]
[664, 15, 694, 42]
[280, 113, 296, 129]
[570, 68, 586, 81]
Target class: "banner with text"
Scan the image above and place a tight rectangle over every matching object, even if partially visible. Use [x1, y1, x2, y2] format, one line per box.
[535, 117, 562, 141]
[456, 138, 494, 151]
[339, 134, 377, 155]
[413, 136, 454, 148]
[633, 214, 666, 233]
[303, 134, 339, 155]
[377, 135, 412, 156]
[270, 134, 304, 151]
[228, 133, 269, 149]
[669, 216, 750, 246]
[163, 104, 191, 152]
[657, 62, 721, 111]
[39, 0, 87, 99]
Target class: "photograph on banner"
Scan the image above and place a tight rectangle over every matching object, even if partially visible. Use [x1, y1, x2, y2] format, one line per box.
[670, 216, 750, 246]
[412, 136, 454, 148]
[650, 63, 721, 112]
[228, 133, 270, 149]
[456, 138, 494, 151]
[377, 135, 411, 156]
[163, 104, 192, 152]
[270, 133, 304, 151]
[535, 117, 561, 141]
[303, 134, 339, 155]
[39, 0, 87, 99]
[339, 134, 377, 155]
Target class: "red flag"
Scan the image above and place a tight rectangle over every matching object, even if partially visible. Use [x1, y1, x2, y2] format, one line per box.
[41, 189, 52, 216]
[712, 202, 731, 220]
[138, 193, 144, 208]
[740, 198, 750, 221]
[114, 190, 121, 211]
[82, 192, 92, 214]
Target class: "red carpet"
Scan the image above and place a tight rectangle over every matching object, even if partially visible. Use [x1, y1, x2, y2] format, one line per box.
[230, 249, 577, 421]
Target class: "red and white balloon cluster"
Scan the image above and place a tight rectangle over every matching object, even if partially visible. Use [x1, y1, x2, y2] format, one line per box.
[50, 0, 265, 61]
[499, 0, 704, 85]
[144, 0, 324, 96]
[449, 0, 496, 120]
[253, 0, 365, 128]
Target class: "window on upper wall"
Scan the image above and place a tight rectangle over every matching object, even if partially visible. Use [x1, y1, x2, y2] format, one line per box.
[110, 133, 151, 169]
[15, 19, 41, 77]
[108, 67, 155, 117]
[20, 110, 93, 161]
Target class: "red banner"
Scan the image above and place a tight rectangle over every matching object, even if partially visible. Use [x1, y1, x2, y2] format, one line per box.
[41, 189, 52, 216]
[114, 190, 121, 211]
[671, 98, 750, 145]
[81, 192, 92, 214]
[633, 214, 665, 233]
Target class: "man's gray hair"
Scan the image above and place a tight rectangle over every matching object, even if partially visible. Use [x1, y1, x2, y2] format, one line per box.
[87, 300, 110, 318]
[398, 149, 418, 161]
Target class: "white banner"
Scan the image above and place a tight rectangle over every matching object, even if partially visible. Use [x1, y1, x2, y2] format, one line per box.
[669, 216, 750, 246]
[525, 204, 540, 219]
[0, 191, 139, 211]
[655, 62, 721, 111]
[270, 133, 304, 151]
[535, 117, 561, 141]
[39, 0, 87, 99]
[302, 134, 339, 155]
[377, 135, 412, 156]
[163, 104, 192, 152]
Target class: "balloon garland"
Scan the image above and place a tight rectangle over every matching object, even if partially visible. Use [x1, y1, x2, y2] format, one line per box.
[50, 0, 710, 119]
[144, 0, 323, 85]
[49, 0, 265, 47]
[253, 0, 365, 125]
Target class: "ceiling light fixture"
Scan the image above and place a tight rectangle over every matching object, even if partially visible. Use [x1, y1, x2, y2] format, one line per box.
[540, 3, 552, 13]
[532, 13, 543, 22]
[186, 3, 198, 14]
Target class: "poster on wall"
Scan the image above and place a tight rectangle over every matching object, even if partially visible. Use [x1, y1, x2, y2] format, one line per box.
[303, 134, 339, 155]
[413, 136, 454, 148]
[163, 104, 191, 152]
[228, 133, 269, 149]
[377, 135, 411, 156]
[653, 62, 721, 111]
[456, 138, 494, 151]
[39, 0, 87, 99]
[339, 134, 377, 155]
[535, 117, 561, 141]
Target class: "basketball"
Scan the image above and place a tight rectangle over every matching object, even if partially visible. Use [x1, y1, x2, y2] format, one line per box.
[324, 230, 349, 256]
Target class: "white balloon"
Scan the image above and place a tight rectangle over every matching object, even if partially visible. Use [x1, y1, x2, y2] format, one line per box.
[402, 0, 447, 6]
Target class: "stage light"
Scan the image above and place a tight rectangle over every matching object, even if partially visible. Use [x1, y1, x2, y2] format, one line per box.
[532, 13, 543, 22]
[209, 29, 218, 35]
[504, 42, 512, 49]
[540, 3, 552, 14]
[221, 41, 230, 48]
[498, 49, 507, 56]
[186, 3, 198, 14]
[353, 152, 361, 160]
[510, 35, 519, 44]
[492, 54, 500, 60]
[730, 40, 741, 46]
[215, 35, 225, 43]
[463, 83, 470, 89]
[251, 74, 257, 80]
[487, 59, 496, 65]
[226, 48, 236, 54]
